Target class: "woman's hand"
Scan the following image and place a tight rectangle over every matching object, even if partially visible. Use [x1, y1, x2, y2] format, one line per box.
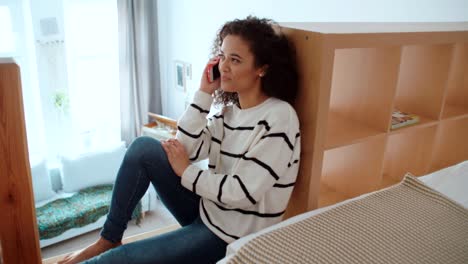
[199, 58, 221, 95]
[161, 139, 190, 177]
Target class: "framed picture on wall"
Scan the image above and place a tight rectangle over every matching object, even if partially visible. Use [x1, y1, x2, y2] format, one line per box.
[174, 60, 186, 92]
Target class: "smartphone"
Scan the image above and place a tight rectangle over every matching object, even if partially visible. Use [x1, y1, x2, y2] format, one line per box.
[207, 62, 221, 83]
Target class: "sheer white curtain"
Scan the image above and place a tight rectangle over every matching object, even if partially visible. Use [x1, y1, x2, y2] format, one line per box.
[2, 0, 122, 162]
[63, 0, 121, 154]
[1, 0, 47, 161]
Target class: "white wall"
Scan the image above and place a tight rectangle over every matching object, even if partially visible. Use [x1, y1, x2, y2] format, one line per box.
[158, 0, 468, 119]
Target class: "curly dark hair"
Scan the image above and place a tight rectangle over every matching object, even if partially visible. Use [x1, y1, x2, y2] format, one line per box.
[211, 16, 298, 107]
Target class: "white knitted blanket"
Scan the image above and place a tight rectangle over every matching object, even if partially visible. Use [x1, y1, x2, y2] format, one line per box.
[228, 175, 468, 264]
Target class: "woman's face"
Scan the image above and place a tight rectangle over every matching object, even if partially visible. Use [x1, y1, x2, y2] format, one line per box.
[218, 34, 264, 94]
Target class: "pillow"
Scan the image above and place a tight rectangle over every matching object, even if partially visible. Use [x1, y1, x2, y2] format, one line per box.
[30, 158, 56, 203]
[60, 142, 126, 193]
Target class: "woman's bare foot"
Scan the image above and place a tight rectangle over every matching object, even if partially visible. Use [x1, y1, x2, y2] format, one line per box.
[57, 237, 122, 264]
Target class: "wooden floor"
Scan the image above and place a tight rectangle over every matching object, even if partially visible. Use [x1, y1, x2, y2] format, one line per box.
[41, 200, 178, 263]
[42, 224, 180, 264]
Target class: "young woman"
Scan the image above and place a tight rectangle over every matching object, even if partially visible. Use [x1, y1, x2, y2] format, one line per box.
[59, 16, 301, 264]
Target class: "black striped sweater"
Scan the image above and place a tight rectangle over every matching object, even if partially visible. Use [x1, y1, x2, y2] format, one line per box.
[176, 90, 301, 243]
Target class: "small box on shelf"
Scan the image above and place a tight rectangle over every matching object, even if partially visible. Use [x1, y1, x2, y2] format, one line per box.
[391, 109, 420, 130]
[142, 113, 177, 141]
[141, 125, 175, 141]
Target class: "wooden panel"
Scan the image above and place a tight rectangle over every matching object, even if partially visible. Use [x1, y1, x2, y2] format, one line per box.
[430, 117, 468, 172]
[326, 111, 386, 149]
[443, 43, 468, 119]
[325, 31, 468, 49]
[0, 62, 41, 263]
[281, 27, 332, 217]
[281, 22, 468, 34]
[322, 135, 387, 198]
[395, 44, 453, 120]
[330, 47, 400, 132]
[0, 240, 3, 264]
[383, 125, 437, 181]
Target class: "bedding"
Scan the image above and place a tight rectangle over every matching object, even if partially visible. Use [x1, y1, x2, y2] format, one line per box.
[36, 184, 141, 240]
[219, 160, 468, 264]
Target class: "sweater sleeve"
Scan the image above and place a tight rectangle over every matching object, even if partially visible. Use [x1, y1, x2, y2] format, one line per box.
[176, 90, 216, 162]
[181, 109, 300, 209]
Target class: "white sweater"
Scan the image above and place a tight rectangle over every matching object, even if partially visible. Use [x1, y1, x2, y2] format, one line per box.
[176, 90, 301, 243]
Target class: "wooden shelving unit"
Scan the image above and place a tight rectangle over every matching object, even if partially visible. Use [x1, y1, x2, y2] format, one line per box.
[281, 22, 468, 217]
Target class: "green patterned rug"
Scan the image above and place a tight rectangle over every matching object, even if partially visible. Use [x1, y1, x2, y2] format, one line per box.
[36, 184, 142, 240]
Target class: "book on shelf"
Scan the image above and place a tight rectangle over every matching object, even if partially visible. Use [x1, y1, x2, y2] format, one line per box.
[141, 125, 175, 141]
[391, 110, 419, 130]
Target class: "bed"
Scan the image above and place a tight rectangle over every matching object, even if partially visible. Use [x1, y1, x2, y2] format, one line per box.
[217, 160, 468, 264]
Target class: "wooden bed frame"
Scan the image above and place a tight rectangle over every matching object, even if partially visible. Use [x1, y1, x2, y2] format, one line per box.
[1, 23, 468, 263]
[0, 59, 42, 263]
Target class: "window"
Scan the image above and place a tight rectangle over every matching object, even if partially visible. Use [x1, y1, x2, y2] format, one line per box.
[2, 0, 121, 160]
[63, 0, 121, 154]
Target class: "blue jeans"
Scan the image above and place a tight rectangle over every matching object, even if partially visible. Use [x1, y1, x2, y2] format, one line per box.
[83, 136, 228, 264]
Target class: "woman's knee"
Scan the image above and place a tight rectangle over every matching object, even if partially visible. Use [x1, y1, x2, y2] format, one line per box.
[125, 136, 165, 162]
[130, 136, 162, 149]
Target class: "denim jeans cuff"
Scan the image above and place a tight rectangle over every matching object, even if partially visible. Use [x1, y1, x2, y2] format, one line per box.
[100, 216, 125, 243]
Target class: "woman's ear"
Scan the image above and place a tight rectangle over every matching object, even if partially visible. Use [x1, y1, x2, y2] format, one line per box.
[257, 65, 269, 77]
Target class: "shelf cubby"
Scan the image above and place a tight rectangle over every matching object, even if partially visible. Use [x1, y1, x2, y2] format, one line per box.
[442, 43, 468, 120]
[383, 125, 438, 182]
[394, 44, 453, 121]
[321, 135, 387, 199]
[325, 111, 386, 149]
[327, 47, 401, 147]
[430, 117, 468, 172]
[318, 182, 349, 208]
